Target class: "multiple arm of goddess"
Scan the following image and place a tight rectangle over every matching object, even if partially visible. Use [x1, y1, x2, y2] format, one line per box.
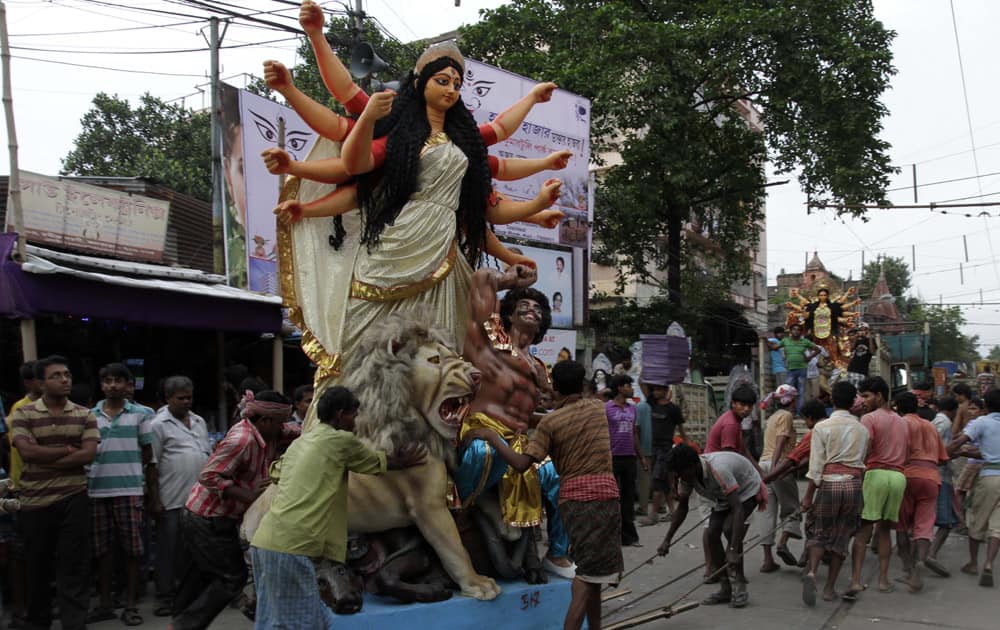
[784, 287, 861, 331]
[267, 1, 571, 254]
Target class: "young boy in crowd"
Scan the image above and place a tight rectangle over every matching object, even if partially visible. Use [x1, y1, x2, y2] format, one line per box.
[658, 445, 763, 609]
[801, 382, 869, 605]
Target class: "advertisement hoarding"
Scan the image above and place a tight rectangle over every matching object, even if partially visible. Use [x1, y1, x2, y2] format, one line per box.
[461, 60, 592, 249]
[483, 242, 575, 329]
[530, 329, 578, 369]
[220, 83, 318, 291]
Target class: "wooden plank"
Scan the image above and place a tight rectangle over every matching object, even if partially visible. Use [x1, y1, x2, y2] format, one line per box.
[601, 588, 632, 602]
[604, 601, 700, 630]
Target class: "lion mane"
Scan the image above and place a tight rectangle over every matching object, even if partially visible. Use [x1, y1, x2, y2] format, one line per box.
[340, 311, 461, 465]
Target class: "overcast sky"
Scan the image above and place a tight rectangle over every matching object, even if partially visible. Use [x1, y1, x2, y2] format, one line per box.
[3, 0, 999, 353]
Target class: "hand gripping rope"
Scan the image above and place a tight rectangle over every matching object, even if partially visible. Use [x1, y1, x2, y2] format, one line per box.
[601, 509, 804, 629]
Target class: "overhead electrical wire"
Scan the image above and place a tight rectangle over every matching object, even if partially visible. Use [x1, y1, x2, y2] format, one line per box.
[10, 35, 300, 55]
[10, 53, 206, 77]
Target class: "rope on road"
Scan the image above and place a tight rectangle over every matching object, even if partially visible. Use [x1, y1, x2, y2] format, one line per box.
[602, 509, 803, 624]
[603, 511, 712, 591]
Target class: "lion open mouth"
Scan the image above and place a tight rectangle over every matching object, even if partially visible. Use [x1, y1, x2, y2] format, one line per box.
[439, 396, 471, 427]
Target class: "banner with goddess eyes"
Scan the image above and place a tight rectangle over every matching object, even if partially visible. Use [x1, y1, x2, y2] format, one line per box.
[220, 83, 317, 291]
[461, 59, 592, 249]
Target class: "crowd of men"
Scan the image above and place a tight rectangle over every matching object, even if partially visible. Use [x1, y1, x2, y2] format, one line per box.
[1, 349, 999, 630]
[0, 356, 319, 629]
[625, 373, 1000, 613]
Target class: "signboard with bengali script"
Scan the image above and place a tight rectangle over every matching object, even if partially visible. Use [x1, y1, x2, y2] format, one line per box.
[5, 171, 170, 262]
[461, 60, 592, 249]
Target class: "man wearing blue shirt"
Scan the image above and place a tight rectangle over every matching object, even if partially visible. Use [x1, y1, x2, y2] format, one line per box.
[948, 387, 1000, 587]
[768, 327, 787, 386]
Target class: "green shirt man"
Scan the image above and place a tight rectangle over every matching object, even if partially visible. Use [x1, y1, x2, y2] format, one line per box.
[779, 332, 817, 371]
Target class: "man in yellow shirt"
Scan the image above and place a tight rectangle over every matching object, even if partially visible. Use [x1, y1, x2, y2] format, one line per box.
[8, 361, 43, 488]
[3, 361, 41, 627]
[250, 386, 426, 627]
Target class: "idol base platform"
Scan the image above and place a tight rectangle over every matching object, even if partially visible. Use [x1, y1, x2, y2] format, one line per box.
[340, 577, 579, 629]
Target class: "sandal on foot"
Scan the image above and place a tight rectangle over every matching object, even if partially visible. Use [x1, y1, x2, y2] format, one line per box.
[730, 589, 749, 608]
[802, 574, 817, 607]
[153, 603, 173, 617]
[841, 584, 867, 602]
[878, 583, 895, 593]
[776, 546, 798, 567]
[960, 563, 979, 575]
[120, 607, 143, 626]
[87, 607, 116, 623]
[924, 557, 950, 578]
[760, 563, 779, 574]
[638, 516, 658, 527]
[980, 568, 994, 587]
[701, 591, 732, 605]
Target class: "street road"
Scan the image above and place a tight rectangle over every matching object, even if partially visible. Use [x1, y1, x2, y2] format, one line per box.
[82, 502, 994, 630]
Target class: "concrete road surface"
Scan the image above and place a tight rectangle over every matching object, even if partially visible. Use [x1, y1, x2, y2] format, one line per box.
[37, 507, 997, 629]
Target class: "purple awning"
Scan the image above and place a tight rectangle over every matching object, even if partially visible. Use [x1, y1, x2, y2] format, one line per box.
[0, 233, 281, 333]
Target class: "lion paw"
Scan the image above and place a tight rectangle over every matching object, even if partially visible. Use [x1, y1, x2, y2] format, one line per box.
[461, 575, 501, 600]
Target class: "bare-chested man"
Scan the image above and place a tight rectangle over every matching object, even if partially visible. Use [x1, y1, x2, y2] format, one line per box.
[455, 265, 568, 581]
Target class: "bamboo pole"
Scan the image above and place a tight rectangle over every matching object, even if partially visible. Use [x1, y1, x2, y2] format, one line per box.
[2, 1, 38, 362]
[1, 0, 25, 261]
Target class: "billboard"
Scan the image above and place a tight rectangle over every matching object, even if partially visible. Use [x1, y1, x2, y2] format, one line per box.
[5, 171, 170, 262]
[220, 83, 318, 291]
[483, 242, 575, 329]
[461, 60, 592, 248]
[531, 329, 577, 369]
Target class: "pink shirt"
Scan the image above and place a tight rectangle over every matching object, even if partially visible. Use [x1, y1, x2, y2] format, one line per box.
[705, 410, 745, 454]
[861, 407, 908, 472]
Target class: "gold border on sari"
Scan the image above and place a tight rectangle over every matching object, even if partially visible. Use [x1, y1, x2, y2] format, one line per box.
[350, 241, 457, 302]
[276, 175, 342, 382]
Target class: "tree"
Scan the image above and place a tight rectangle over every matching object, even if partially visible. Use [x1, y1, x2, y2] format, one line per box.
[909, 304, 979, 366]
[861, 255, 911, 300]
[62, 93, 211, 201]
[988, 345, 1000, 362]
[459, 0, 896, 318]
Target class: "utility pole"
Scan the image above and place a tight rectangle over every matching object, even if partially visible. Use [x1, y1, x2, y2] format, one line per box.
[351, 0, 369, 92]
[205, 16, 230, 428]
[208, 17, 226, 277]
[1, 0, 37, 361]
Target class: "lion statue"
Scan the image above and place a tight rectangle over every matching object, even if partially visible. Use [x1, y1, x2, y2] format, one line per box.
[243, 312, 501, 602]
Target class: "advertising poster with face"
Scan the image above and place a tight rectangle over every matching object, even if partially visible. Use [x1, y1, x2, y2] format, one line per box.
[220, 84, 318, 291]
[530, 329, 578, 369]
[483, 242, 574, 329]
[461, 60, 592, 249]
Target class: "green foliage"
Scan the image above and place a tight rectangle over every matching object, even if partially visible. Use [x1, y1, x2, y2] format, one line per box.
[61, 93, 211, 201]
[459, 0, 896, 313]
[909, 304, 980, 366]
[861, 255, 911, 299]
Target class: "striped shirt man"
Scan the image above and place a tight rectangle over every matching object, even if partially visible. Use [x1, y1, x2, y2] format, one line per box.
[185, 419, 268, 519]
[88, 399, 154, 498]
[9, 398, 100, 510]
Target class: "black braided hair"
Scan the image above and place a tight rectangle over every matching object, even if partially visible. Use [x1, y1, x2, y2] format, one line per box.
[355, 56, 491, 266]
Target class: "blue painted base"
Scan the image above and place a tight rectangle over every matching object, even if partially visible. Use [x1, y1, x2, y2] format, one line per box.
[340, 578, 576, 629]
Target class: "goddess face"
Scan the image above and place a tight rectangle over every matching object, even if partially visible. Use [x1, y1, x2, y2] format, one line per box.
[424, 66, 463, 113]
